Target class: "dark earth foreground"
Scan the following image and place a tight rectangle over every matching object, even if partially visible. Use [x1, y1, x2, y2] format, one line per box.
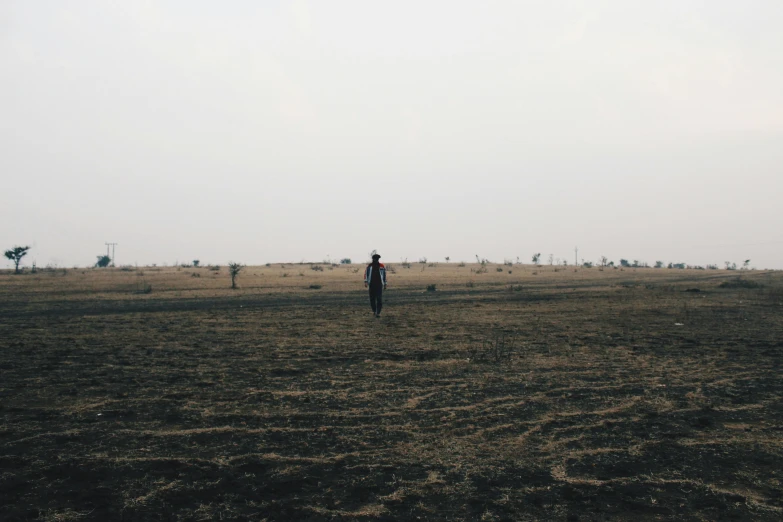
[2, 264, 782, 521]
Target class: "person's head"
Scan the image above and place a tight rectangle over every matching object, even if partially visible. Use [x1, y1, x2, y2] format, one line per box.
[372, 253, 381, 265]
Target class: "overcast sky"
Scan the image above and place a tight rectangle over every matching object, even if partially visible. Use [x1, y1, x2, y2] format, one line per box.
[2, 1, 782, 269]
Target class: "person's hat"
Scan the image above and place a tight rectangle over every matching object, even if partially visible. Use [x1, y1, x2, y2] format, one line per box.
[372, 253, 381, 259]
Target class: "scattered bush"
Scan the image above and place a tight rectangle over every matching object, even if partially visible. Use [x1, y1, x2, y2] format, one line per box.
[496, 267, 504, 272]
[228, 262, 243, 289]
[309, 284, 322, 289]
[4, 245, 31, 274]
[340, 258, 351, 264]
[191, 272, 201, 278]
[418, 257, 428, 264]
[426, 284, 437, 292]
[95, 255, 111, 268]
[458, 262, 466, 267]
[311, 265, 324, 272]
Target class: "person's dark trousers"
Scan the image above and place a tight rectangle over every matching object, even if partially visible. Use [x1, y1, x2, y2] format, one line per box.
[369, 286, 383, 315]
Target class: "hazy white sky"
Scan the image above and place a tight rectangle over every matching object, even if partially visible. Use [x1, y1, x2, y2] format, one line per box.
[2, 1, 782, 269]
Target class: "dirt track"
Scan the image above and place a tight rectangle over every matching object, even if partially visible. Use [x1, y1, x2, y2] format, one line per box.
[2, 264, 782, 521]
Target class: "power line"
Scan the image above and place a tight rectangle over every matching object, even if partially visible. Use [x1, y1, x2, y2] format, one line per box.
[106, 242, 117, 267]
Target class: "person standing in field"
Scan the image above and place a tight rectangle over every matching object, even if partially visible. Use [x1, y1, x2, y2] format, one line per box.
[364, 253, 387, 318]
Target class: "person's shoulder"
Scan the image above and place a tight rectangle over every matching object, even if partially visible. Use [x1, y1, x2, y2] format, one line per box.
[379, 263, 385, 268]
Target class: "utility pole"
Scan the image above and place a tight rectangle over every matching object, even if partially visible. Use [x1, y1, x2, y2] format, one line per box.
[106, 242, 118, 267]
[575, 246, 578, 267]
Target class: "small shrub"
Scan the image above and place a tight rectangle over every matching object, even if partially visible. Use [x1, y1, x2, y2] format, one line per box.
[418, 257, 428, 264]
[228, 262, 243, 289]
[311, 265, 324, 271]
[309, 284, 322, 289]
[282, 272, 289, 278]
[466, 280, 475, 288]
[210, 265, 221, 271]
[191, 272, 201, 278]
[508, 270, 512, 274]
[496, 267, 504, 272]
[458, 262, 466, 267]
[340, 258, 351, 264]
[426, 284, 437, 292]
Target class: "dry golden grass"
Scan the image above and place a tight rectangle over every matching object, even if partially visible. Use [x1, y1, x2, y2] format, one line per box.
[1, 263, 782, 520]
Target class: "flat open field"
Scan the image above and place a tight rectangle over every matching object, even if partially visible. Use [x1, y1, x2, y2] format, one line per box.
[2, 262, 782, 521]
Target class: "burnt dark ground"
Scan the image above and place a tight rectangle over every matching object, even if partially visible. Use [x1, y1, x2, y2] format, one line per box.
[1, 268, 782, 521]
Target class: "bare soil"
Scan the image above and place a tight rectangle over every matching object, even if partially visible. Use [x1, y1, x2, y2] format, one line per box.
[2, 264, 782, 521]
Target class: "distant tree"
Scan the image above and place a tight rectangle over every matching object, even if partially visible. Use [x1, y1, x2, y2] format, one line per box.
[599, 256, 608, 267]
[532, 253, 541, 264]
[193, 259, 200, 267]
[725, 261, 737, 270]
[95, 255, 111, 268]
[632, 260, 640, 268]
[4, 246, 31, 274]
[228, 262, 243, 289]
[582, 261, 594, 268]
[654, 260, 664, 268]
[742, 259, 751, 270]
[547, 254, 554, 265]
[445, 257, 450, 263]
[620, 259, 630, 267]
[340, 258, 351, 264]
[562, 259, 568, 267]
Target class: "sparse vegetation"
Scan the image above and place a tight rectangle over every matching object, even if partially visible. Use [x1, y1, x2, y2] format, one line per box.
[95, 255, 111, 268]
[340, 258, 351, 264]
[426, 284, 437, 292]
[719, 277, 763, 289]
[531, 253, 541, 264]
[193, 259, 200, 267]
[228, 262, 243, 289]
[4, 246, 31, 274]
